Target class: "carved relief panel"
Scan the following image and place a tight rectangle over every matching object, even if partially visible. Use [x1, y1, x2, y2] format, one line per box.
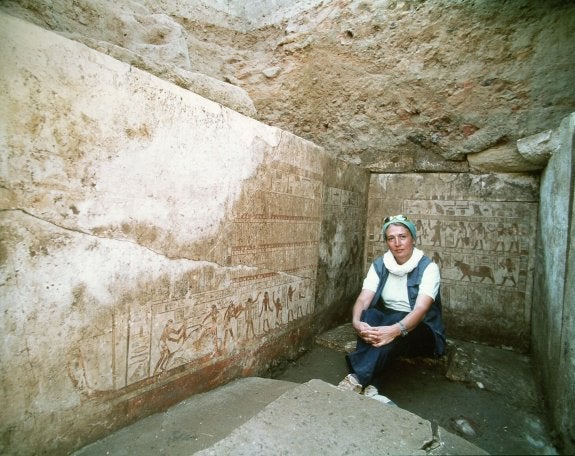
[70, 141, 333, 395]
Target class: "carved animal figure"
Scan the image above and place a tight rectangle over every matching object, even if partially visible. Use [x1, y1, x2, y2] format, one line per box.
[454, 260, 495, 283]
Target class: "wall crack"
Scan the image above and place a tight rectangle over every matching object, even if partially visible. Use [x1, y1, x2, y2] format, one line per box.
[2, 208, 226, 266]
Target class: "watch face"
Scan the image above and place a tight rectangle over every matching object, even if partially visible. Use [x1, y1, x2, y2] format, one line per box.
[399, 322, 408, 336]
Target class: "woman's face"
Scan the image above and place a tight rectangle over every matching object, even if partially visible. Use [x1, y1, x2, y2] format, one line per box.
[385, 223, 415, 265]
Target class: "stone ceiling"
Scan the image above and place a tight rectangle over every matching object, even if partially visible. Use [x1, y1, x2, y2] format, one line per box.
[2, 0, 574, 173]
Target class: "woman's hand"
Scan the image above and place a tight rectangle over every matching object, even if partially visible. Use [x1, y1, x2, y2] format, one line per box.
[353, 320, 370, 335]
[356, 323, 399, 347]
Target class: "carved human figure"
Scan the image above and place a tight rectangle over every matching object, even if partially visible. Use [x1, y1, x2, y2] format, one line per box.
[244, 292, 261, 339]
[299, 281, 313, 314]
[288, 285, 295, 303]
[472, 222, 486, 250]
[223, 301, 243, 349]
[431, 251, 444, 268]
[288, 284, 304, 319]
[415, 219, 426, 245]
[259, 291, 272, 333]
[430, 220, 442, 246]
[490, 223, 506, 251]
[499, 258, 517, 286]
[154, 319, 186, 375]
[453, 221, 468, 248]
[508, 223, 520, 253]
[202, 304, 221, 351]
[273, 291, 283, 326]
[284, 287, 295, 322]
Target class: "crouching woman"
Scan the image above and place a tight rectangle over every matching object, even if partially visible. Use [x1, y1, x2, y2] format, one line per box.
[338, 215, 446, 400]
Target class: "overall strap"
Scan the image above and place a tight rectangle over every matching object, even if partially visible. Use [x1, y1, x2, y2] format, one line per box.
[407, 256, 431, 309]
[369, 256, 388, 308]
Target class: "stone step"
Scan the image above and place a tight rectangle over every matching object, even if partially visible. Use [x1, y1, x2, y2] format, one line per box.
[75, 376, 486, 455]
[195, 378, 487, 455]
[74, 377, 298, 456]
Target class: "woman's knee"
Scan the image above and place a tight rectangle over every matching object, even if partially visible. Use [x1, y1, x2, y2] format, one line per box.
[360, 308, 385, 326]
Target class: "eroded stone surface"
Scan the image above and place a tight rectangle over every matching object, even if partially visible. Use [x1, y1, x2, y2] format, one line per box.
[195, 379, 487, 455]
[0, 13, 367, 455]
[531, 112, 575, 455]
[2, 0, 574, 171]
[517, 128, 562, 166]
[467, 144, 543, 173]
[0, 0, 257, 116]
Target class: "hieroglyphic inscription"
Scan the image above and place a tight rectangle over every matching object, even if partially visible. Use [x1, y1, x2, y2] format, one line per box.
[317, 181, 367, 306]
[324, 185, 365, 269]
[230, 161, 323, 274]
[324, 186, 363, 222]
[367, 200, 535, 296]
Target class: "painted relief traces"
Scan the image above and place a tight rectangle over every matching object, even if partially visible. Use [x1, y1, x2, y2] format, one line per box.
[121, 270, 314, 385]
[71, 157, 323, 394]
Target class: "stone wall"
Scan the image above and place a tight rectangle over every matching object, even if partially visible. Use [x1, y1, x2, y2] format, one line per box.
[0, 13, 368, 455]
[365, 173, 539, 351]
[532, 113, 575, 454]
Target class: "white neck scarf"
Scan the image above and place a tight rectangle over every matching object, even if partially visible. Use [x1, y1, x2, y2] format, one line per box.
[383, 247, 423, 277]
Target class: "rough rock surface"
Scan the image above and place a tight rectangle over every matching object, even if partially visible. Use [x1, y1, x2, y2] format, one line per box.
[2, 0, 574, 172]
[0, 0, 256, 117]
[194, 379, 487, 455]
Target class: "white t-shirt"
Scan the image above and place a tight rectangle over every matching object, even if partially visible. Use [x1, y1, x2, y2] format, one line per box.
[362, 248, 440, 312]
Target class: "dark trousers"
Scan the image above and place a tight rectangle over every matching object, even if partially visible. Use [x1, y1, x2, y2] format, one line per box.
[346, 307, 436, 389]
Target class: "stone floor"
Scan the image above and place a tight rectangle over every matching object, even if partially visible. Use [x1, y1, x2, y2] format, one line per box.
[275, 324, 559, 455]
[73, 324, 560, 455]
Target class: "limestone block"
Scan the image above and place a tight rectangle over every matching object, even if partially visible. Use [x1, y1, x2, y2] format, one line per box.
[195, 379, 487, 455]
[531, 112, 575, 455]
[516, 128, 561, 166]
[58, 34, 257, 117]
[0, 0, 258, 117]
[445, 340, 538, 408]
[315, 322, 356, 353]
[169, 67, 257, 117]
[0, 12, 368, 455]
[368, 148, 470, 173]
[1, 0, 191, 70]
[467, 143, 543, 173]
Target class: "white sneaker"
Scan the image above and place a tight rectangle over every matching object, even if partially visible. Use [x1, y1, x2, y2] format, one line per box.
[337, 374, 362, 393]
[371, 393, 398, 407]
[362, 385, 379, 397]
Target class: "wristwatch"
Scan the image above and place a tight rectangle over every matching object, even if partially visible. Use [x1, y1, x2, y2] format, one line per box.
[398, 321, 409, 337]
